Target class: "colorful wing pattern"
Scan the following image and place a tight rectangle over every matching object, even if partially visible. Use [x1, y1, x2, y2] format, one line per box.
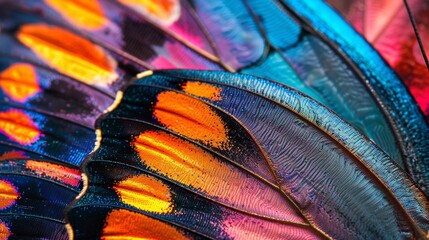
[0, 13, 115, 238]
[1, 0, 427, 181]
[0, 0, 427, 239]
[68, 71, 429, 239]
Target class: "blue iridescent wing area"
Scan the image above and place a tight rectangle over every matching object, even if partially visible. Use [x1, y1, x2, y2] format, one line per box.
[67, 71, 429, 239]
[280, 0, 429, 192]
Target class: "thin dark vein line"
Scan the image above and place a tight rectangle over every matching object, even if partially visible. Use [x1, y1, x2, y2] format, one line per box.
[181, 0, 223, 63]
[181, 0, 236, 72]
[403, 0, 429, 70]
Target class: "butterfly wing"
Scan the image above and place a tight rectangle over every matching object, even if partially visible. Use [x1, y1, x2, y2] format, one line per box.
[0, 22, 117, 238]
[2, 1, 424, 186]
[0, 0, 428, 238]
[67, 71, 429, 239]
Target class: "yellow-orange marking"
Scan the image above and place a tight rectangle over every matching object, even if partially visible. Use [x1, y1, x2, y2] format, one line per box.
[132, 130, 243, 199]
[102, 209, 187, 240]
[154, 91, 230, 150]
[0, 63, 40, 103]
[0, 220, 10, 240]
[45, 0, 107, 29]
[17, 24, 118, 86]
[114, 174, 173, 214]
[0, 110, 40, 145]
[0, 180, 19, 210]
[118, 0, 180, 25]
[182, 81, 222, 101]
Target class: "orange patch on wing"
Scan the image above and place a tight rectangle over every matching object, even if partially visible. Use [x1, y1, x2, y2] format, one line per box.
[118, 0, 180, 25]
[25, 160, 81, 187]
[154, 91, 230, 149]
[114, 174, 173, 214]
[45, 0, 107, 29]
[0, 63, 40, 103]
[182, 81, 222, 101]
[132, 130, 242, 199]
[0, 110, 41, 145]
[0, 220, 10, 239]
[17, 24, 118, 86]
[0, 180, 19, 210]
[0, 151, 27, 160]
[102, 209, 187, 240]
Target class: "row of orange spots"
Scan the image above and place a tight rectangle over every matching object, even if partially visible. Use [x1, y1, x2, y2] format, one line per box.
[114, 174, 174, 214]
[131, 130, 303, 223]
[0, 63, 40, 103]
[182, 81, 222, 101]
[153, 91, 230, 150]
[17, 24, 118, 87]
[25, 160, 81, 187]
[118, 0, 181, 26]
[0, 220, 10, 240]
[44, 0, 107, 30]
[102, 209, 188, 240]
[0, 151, 26, 161]
[0, 110, 41, 145]
[0, 180, 18, 210]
